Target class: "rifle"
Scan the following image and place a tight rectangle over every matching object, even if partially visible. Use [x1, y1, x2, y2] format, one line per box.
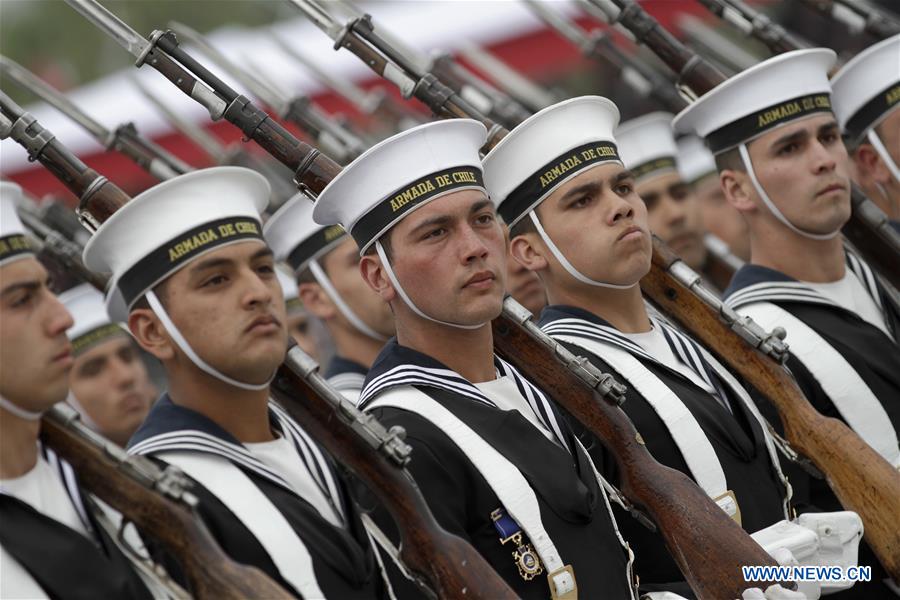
[0, 54, 190, 181]
[583, 0, 900, 579]
[694, 0, 811, 55]
[458, 43, 562, 113]
[166, 21, 369, 165]
[40, 404, 293, 599]
[524, 0, 689, 113]
[272, 32, 424, 133]
[131, 75, 300, 208]
[39, 7, 523, 597]
[799, 0, 900, 39]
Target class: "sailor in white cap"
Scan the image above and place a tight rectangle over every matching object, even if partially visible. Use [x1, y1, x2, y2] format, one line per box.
[675, 49, 898, 595]
[617, 112, 744, 293]
[84, 167, 391, 599]
[674, 48, 900, 471]
[266, 193, 394, 402]
[678, 134, 751, 262]
[59, 283, 156, 448]
[489, 97, 825, 598]
[0, 182, 155, 600]
[275, 264, 331, 365]
[832, 34, 900, 228]
[314, 119, 638, 599]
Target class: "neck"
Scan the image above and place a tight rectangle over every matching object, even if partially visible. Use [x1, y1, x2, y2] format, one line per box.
[547, 279, 651, 333]
[395, 317, 496, 383]
[166, 365, 274, 443]
[329, 322, 384, 369]
[749, 224, 846, 282]
[859, 180, 900, 221]
[0, 406, 41, 479]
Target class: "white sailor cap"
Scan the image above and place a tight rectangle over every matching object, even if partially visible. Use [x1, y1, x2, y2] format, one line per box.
[264, 191, 348, 272]
[482, 96, 621, 227]
[83, 167, 270, 321]
[676, 134, 718, 184]
[615, 112, 678, 182]
[831, 34, 900, 143]
[313, 120, 488, 253]
[672, 49, 837, 154]
[0, 182, 35, 266]
[58, 283, 126, 356]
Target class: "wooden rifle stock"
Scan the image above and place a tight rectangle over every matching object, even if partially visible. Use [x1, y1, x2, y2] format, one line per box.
[40, 407, 293, 599]
[270, 348, 518, 600]
[491, 302, 782, 600]
[643, 238, 900, 580]
[0, 91, 131, 230]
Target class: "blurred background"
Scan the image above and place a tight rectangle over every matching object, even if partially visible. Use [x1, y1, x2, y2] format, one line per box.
[1, 0, 894, 201]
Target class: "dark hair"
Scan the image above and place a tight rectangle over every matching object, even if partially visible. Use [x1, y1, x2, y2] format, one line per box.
[714, 147, 746, 173]
[508, 213, 538, 239]
[130, 280, 170, 311]
[362, 231, 393, 260]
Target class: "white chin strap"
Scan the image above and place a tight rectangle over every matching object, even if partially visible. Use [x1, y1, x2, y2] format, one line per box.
[146, 291, 273, 391]
[0, 394, 44, 421]
[528, 212, 637, 289]
[308, 260, 389, 342]
[375, 240, 485, 330]
[738, 143, 842, 241]
[868, 129, 900, 185]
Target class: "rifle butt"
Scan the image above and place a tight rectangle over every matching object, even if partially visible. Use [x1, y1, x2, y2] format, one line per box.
[778, 405, 900, 581]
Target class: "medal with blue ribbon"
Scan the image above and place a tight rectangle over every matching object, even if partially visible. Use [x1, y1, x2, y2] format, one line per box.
[491, 507, 544, 581]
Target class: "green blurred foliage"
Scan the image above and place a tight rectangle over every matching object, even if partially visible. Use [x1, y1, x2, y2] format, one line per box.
[0, 0, 286, 104]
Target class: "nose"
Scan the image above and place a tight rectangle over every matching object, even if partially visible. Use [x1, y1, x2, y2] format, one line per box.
[458, 222, 490, 265]
[607, 193, 636, 226]
[242, 268, 276, 309]
[45, 292, 74, 338]
[111, 354, 139, 390]
[810, 138, 837, 174]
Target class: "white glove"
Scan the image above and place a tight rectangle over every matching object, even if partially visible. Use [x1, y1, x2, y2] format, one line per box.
[640, 593, 690, 600]
[741, 584, 809, 599]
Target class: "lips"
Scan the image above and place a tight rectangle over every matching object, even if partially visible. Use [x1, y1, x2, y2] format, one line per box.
[816, 183, 845, 196]
[245, 314, 281, 334]
[51, 345, 73, 367]
[463, 270, 496, 289]
[617, 225, 645, 242]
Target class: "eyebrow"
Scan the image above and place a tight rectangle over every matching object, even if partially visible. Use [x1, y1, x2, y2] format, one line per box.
[0, 280, 41, 298]
[189, 247, 273, 274]
[407, 199, 494, 237]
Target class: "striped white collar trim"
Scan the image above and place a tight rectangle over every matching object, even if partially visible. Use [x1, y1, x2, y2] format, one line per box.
[359, 357, 573, 454]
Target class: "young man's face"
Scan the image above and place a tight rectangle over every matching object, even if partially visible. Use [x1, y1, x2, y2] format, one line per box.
[69, 336, 155, 445]
[150, 241, 288, 384]
[319, 237, 394, 338]
[0, 258, 74, 410]
[746, 114, 852, 234]
[521, 163, 651, 288]
[692, 173, 750, 261]
[636, 171, 707, 270]
[385, 189, 507, 326]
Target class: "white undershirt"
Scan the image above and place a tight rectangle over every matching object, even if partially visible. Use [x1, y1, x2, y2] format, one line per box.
[620, 326, 718, 396]
[802, 270, 890, 337]
[474, 375, 559, 446]
[245, 435, 344, 529]
[0, 452, 88, 599]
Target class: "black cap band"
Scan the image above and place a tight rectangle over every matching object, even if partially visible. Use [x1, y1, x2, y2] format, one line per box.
[72, 323, 125, 356]
[286, 224, 347, 271]
[498, 141, 620, 226]
[844, 82, 900, 143]
[0, 234, 33, 264]
[351, 165, 484, 251]
[706, 93, 834, 154]
[631, 156, 678, 181]
[118, 216, 264, 309]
